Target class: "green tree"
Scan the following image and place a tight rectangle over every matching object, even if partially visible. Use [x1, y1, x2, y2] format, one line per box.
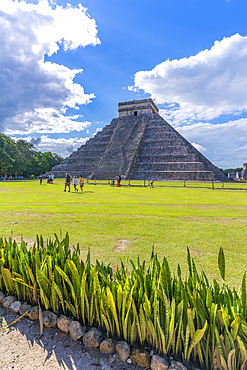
[0, 132, 63, 178]
[12, 140, 35, 177]
[30, 151, 63, 177]
[0, 133, 16, 175]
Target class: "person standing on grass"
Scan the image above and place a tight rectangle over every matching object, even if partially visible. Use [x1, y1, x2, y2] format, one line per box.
[117, 175, 121, 187]
[73, 176, 79, 192]
[39, 175, 42, 185]
[79, 175, 84, 191]
[64, 173, 71, 192]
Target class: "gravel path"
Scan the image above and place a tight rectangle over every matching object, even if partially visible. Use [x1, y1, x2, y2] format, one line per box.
[0, 307, 142, 370]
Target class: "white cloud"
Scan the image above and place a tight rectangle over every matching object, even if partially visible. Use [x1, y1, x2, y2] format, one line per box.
[0, 0, 100, 56]
[5, 108, 91, 134]
[178, 118, 247, 168]
[12, 135, 89, 157]
[191, 143, 207, 153]
[133, 34, 247, 125]
[127, 85, 138, 93]
[93, 127, 102, 136]
[0, 0, 100, 134]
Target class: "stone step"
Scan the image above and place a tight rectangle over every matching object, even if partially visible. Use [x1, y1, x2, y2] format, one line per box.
[141, 138, 182, 145]
[144, 132, 178, 138]
[132, 170, 215, 181]
[74, 154, 105, 159]
[138, 146, 190, 154]
[79, 147, 108, 153]
[134, 162, 206, 171]
[136, 154, 198, 162]
[88, 139, 111, 145]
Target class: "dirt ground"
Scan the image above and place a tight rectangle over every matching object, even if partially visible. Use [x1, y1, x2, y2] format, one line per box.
[0, 307, 143, 370]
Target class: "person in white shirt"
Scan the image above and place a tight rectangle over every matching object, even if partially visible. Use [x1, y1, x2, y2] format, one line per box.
[73, 176, 79, 192]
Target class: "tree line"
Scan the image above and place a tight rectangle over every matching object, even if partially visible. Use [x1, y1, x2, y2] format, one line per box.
[0, 133, 63, 178]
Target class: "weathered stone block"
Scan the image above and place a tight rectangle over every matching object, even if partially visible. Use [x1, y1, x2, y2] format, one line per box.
[151, 355, 169, 370]
[82, 327, 103, 348]
[130, 348, 150, 368]
[10, 301, 22, 313]
[100, 339, 115, 355]
[29, 305, 39, 320]
[42, 311, 58, 328]
[69, 321, 86, 341]
[2, 296, 17, 309]
[57, 315, 72, 334]
[115, 341, 130, 363]
[0, 292, 6, 304]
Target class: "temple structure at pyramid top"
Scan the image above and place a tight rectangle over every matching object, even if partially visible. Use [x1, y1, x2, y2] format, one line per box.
[49, 98, 226, 182]
[118, 99, 159, 117]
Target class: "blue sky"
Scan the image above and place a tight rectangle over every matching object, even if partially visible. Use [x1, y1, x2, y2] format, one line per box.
[1, 0, 247, 168]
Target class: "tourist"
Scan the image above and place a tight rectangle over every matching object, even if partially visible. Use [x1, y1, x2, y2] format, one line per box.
[73, 176, 79, 192]
[64, 173, 71, 192]
[79, 175, 84, 191]
[117, 175, 122, 187]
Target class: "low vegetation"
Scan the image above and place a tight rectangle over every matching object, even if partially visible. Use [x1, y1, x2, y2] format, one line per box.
[0, 233, 247, 370]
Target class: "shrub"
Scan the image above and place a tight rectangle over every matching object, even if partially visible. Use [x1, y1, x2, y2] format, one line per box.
[0, 233, 247, 369]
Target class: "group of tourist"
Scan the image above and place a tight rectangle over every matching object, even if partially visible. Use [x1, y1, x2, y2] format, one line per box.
[47, 174, 54, 184]
[64, 173, 84, 192]
[39, 174, 54, 185]
[0, 175, 13, 180]
[39, 172, 154, 190]
[111, 175, 122, 187]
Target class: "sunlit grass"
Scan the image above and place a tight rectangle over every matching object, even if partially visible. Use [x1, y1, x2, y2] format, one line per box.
[1, 178, 247, 286]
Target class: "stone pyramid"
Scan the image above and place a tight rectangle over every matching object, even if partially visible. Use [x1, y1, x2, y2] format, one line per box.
[50, 99, 226, 181]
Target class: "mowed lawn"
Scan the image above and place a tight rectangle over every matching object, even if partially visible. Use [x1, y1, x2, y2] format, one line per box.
[1, 178, 247, 286]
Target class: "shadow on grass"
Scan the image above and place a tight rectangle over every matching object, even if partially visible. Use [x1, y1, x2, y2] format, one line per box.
[68, 191, 95, 194]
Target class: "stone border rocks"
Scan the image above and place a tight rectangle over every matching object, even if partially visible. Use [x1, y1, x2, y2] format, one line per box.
[0, 291, 190, 370]
[115, 341, 130, 362]
[69, 320, 86, 341]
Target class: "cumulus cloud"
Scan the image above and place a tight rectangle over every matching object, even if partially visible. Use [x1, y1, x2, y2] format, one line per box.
[12, 135, 89, 157]
[191, 143, 207, 153]
[4, 108, 91, 134]
[133, 34, 247, 125]
[178, 118, 247, 168]
[0, 0, 100, 134]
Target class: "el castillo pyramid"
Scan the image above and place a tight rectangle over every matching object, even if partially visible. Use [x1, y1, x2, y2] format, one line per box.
[50, 99, 226, 181]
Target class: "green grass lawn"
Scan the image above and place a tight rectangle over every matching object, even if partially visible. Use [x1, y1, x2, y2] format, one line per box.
[1, 178, 247, 286]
